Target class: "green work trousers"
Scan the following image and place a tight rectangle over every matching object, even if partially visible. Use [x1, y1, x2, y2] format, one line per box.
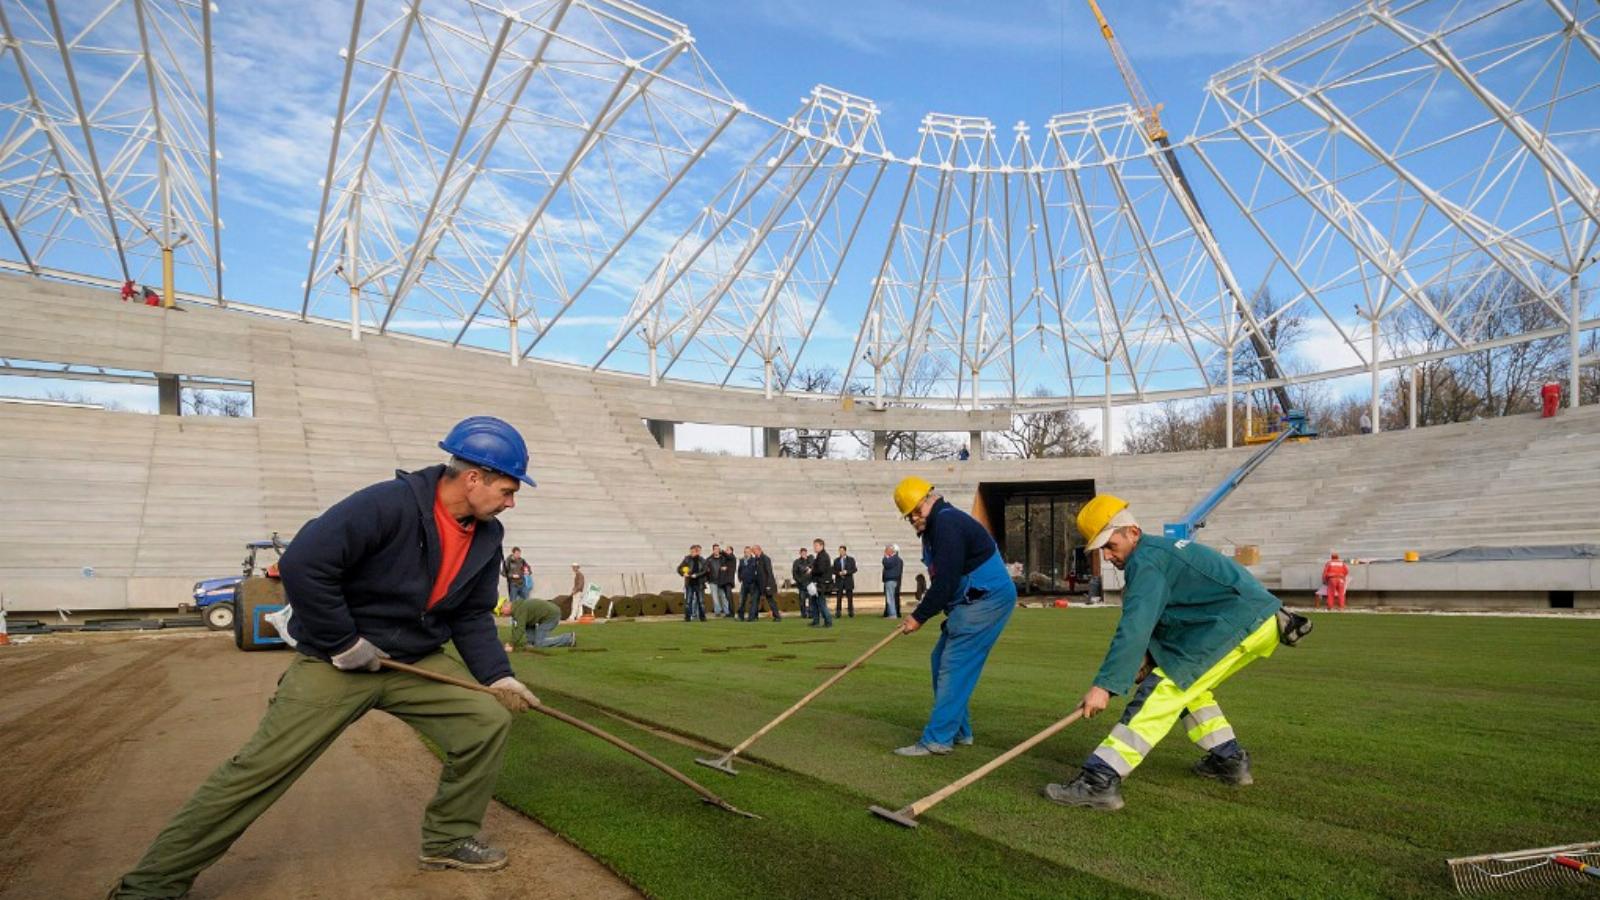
[110, 652, 512, 899]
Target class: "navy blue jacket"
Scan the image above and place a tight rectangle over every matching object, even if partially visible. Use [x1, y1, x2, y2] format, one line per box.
[279, 465, 513, 685]
[738, 555, 758, 585]
[881, 553, 904, 584]
[910, 498, 1001, 624]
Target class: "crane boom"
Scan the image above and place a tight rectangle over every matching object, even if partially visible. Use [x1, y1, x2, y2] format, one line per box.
[1086, 0, 1165, 141]
[1084, 0, 1297, 419]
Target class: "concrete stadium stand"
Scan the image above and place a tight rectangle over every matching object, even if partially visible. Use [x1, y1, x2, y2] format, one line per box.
[2, 273, 1596, 613]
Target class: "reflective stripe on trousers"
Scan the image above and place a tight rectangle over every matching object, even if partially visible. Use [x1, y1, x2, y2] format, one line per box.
[1089, 615, 1278, 778]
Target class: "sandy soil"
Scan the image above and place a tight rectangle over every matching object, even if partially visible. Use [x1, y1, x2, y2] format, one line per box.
[0, 630, 640, 899]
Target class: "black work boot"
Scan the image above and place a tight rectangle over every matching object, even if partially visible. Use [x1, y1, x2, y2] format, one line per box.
[1193, 749, 1253, 786]
[419, 836, 509, 872]
[1043, 768, 1125, 811]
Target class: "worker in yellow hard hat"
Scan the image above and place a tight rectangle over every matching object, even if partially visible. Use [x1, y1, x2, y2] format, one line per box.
[889, 476, 1018, 757]
[1043, 494, 1309, 811]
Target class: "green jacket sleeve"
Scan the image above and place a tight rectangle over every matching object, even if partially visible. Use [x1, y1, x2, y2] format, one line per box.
[1091, 560, 1169, 695]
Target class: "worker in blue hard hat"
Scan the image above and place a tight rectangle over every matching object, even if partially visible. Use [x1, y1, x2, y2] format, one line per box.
[1044, 494, 1308, 812]
[110, 416, 538, 898]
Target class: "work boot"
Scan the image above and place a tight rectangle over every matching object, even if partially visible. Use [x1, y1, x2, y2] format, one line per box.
[1043, 768, 1125, 811]
[419, 836, 509, 872]
[893, 742, 951, 757]
[1193, 749, 1253, 786]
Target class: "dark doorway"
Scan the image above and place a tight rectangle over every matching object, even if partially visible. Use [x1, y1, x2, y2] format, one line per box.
[976, 480, 1097, 595]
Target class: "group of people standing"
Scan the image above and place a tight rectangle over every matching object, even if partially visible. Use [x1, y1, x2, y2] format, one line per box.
[676, 543, 778, 621]
[675, 541, 908, 625]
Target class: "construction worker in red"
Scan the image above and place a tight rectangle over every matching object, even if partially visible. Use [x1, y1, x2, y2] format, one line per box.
[1321, 552, 1349, 611]
[1541, 381, 1562, 418]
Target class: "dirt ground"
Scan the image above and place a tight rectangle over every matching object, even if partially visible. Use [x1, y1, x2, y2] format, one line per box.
[0, 630, 639, 899]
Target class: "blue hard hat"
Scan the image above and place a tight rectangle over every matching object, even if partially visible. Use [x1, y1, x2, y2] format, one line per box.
[438, 416, 536, 487]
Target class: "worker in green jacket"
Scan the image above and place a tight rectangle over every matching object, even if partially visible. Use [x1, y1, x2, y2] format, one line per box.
[1045, 494, 1310, 811]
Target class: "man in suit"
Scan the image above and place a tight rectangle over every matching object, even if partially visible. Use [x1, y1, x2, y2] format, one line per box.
[833, 545, 858, 617]
[881, 544, 903, 618]
[737, 546, 758, 621]
[754, 544, 781, 621]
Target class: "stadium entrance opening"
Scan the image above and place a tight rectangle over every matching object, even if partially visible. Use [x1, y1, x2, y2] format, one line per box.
[974, 480, 1096, 595]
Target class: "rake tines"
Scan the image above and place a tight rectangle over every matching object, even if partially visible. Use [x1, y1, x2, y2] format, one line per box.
[1446, 841, 1600, 895]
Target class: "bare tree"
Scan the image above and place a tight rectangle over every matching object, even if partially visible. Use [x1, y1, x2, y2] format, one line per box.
[776, 365, 840, 458]
[42, 389, 128, 412]
[182, 388, 252, 417]
[1222, 288, 1306, 414]
[1122, 399, 1230, 454]
[849, 357, 962, 460]
[987, 387, 1098, 458]
[1379, 278, 1566, 427]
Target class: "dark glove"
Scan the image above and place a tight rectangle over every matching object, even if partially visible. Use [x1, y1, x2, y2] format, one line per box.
[331, 637, 389, 672]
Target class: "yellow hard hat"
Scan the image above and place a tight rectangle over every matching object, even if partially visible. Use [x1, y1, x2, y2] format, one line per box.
[1076, 494, 1131, 548]
[893, 476, 934, 516]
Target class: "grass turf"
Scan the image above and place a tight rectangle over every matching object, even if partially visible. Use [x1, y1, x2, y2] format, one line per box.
[489, 610, 1600, 899]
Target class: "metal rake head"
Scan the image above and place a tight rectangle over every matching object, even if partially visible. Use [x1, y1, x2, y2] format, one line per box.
[1446, 841, 1599, 895]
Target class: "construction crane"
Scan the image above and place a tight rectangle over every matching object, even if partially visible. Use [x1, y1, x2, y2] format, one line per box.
[1085, 0, 1296, 419]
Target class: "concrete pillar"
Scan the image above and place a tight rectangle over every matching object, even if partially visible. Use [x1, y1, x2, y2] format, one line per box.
[646, 419, 675, 451]
[1101, 360, 1112, 457]
[871, 430, 888, 460]
[1571, 273, 1581, 409]
[1225, 342, 1234, 449]
[1408, 367, 1418, 429]
[1369, 317, 1382, 434]
[967, 430, 983, 460]
[157, 373, 181, 416]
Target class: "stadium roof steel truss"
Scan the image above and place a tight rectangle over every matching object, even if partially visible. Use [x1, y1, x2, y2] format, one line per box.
[0, 0, 220, 300]
[1, 0, 1595, 412]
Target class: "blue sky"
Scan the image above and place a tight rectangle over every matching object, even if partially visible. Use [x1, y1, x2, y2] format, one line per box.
[6, 0, 1592, 450]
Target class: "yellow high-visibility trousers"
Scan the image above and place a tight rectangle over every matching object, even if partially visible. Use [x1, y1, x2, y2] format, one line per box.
[1090, 616, 1279, 777]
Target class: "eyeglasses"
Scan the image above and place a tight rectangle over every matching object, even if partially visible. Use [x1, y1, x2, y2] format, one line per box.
[904, 496, 930, 522]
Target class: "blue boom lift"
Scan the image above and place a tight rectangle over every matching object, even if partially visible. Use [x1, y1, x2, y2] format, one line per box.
[1163, 410, 1315, 542]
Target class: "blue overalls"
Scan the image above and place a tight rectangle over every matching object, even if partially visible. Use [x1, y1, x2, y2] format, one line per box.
[916, 505, 1017, 749]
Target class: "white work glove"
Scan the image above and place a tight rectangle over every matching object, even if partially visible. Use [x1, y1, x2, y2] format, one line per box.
[331, 637, 389, 672]
[489, 676, 539, 713]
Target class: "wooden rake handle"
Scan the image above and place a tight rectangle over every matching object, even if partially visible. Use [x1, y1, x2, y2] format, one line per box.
[906, 706, 1086, 818]
[377, 658, 738, 812]
[725, 626, 903, 758]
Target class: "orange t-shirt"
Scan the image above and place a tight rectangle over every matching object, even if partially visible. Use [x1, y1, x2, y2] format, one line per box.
[429, 491, 476, 609]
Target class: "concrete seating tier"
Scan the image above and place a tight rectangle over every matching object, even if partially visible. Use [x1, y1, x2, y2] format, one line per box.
[1, 273, 1596, 611]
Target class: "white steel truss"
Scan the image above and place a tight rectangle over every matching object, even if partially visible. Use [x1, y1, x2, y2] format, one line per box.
[1, 0, 1594, 411]
[0, 0, 220, 300]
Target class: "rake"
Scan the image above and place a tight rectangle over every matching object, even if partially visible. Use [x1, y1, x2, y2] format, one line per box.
[1446, 841, 1600, 895]
[695, 627, 901, 775]
[869, 706, 1085, 828]
[379, 659, 759, 819]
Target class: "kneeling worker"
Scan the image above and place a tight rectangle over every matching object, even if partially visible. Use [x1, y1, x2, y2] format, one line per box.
[1046, 494, 1306, 811]
[507, 596, 577, 649]
[891, 477, 1017, 756]
[109, 416, 541, 898]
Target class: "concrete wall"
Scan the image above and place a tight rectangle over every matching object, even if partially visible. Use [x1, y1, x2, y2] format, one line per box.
[3, 273, 1598, 612]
